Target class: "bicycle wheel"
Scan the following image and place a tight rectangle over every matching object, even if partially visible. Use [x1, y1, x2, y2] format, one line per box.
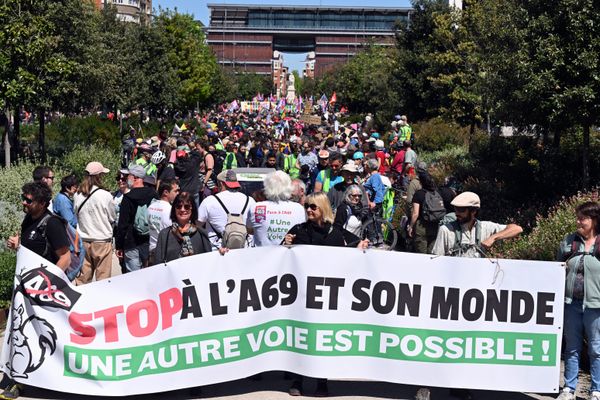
[360, 219, 398, 251]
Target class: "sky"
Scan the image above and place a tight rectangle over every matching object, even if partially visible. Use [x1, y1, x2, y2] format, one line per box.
[155, 0, 412, 73]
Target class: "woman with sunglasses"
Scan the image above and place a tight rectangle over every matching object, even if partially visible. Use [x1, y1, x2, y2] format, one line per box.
[283, 192, 368, 397]
[154, 192, 212, 264]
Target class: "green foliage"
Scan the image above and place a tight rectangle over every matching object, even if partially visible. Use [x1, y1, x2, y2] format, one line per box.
[0, 201, 22, 248]
[411, 118, 470, 152]
[0, 159, 68, 241]
[419, 145, 474, 185]
[156, 11, 220, 109]
[60, 144, 120, 191]
[0, 159, 65, 211]
[313, 45, 401, 128]
[0, 251, 16, 307]
[494, 191, 599, 261]
[21, 116, 120, 156]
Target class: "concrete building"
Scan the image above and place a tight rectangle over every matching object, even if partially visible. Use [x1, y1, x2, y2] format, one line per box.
[94, 0, 152, 23]
[206, 4, 410, 78]
[303, 52, 316, 79]
[272, 51, 288, 99]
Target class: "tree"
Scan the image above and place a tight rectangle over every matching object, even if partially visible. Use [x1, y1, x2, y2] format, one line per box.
[156, 10, 220, 110]
[0, 0, 80, 162]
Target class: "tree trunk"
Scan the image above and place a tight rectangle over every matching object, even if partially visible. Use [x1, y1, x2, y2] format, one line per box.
[3, 107, 11, 167]
[13, 108, 20, 163]
[553, 128, 561, 148]
[468, 120, 476, 154]
[39, 107, 46, 163]
[583, 123, 590, 188]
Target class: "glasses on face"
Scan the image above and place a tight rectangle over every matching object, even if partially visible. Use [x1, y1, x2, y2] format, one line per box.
[304, 203, 318, 211]
[176, 203, 192, 211]
[21, 194, 33, 204]
[46, 175, 55, 180]
[350, 194, 362, 199]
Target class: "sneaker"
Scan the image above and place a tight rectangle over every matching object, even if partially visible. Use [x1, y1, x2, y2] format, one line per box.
[556, 388, 575, 400]
[289, 380, 302, 397]
[0, 383, 23, 400]
[415, 388, 430, 400]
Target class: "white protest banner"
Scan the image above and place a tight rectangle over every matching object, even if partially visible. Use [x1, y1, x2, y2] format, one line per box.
[0, 245, 564, 396]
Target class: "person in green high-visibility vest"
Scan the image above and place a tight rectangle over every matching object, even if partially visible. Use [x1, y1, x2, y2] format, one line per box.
[284, 144, 300, 179]
[224, 143, 237, 170]
[314, 152, 344, 193]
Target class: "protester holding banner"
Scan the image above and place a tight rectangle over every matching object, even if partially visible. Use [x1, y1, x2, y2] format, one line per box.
[421, 191, 523, 400]
[556, 201, 600, 400]
[154, 192, 212, 264]
[431, 191, 523, 258]
[284, 192, 367, 249]
[3, 181, 72, 399]
[284, 192, 368, 396]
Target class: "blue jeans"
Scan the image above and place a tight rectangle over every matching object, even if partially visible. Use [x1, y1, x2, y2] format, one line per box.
[124, 243, 149, 272]
[563, 300, 600, 392]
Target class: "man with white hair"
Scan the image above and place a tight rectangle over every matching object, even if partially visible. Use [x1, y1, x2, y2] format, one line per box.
[249, 171, 306, 246]
[290, 178, 306, 205]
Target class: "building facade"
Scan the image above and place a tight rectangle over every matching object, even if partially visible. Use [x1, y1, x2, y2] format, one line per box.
[94, 0, 152, 23]
[206, 4, 410, 78]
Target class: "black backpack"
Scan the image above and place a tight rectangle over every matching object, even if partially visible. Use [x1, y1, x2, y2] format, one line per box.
[421, 190, 446, 223]
[209, 150, 226, 176]
[559, 234, 600, 262]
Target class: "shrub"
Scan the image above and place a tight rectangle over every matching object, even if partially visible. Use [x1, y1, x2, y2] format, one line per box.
[0, 201, 23, 247]
[493, 190, 599, 261]
[0, 159, 68, 214]
[418, 145, 474, 184]
[412, 118, 472, 152]
[0, 251, 16, 308]
[60, 144, 120, 192]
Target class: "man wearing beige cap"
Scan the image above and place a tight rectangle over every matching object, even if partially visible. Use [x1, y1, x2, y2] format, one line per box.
[415, 191, 523, 400]
[73, 161, 116, 284]
[431, 191, 523, 258]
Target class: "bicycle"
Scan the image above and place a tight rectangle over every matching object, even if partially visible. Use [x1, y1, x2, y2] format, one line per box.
[360, 209, 398, 251]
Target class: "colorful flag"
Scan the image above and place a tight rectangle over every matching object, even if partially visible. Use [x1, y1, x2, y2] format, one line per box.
[329, 92, 337, 104]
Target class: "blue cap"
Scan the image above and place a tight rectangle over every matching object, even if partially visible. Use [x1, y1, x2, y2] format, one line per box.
[371, 132, 380, 139]
[353, 151, 364, 160]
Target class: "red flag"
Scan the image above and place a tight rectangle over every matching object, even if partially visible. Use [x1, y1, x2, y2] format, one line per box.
[329, 92, 337, 104]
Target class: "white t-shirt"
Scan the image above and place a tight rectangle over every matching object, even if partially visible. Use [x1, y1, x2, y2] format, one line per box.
[198, 191, 256, 248]
[147, 199, 172, 251]
[249, 200, 306, 246]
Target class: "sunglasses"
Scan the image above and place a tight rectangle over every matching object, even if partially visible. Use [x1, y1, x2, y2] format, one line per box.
[21, 194, 33, 204]
[176, 203, 192, 211]
[46, 175, 55, 180]
[350, 194, 362, 198]
[304, 203, 318, 211]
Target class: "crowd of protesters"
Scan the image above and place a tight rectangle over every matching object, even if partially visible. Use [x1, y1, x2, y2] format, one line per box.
[5, 104, 599, 400]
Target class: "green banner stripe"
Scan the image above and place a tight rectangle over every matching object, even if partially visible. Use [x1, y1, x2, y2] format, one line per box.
[63, 320, 558, 381]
